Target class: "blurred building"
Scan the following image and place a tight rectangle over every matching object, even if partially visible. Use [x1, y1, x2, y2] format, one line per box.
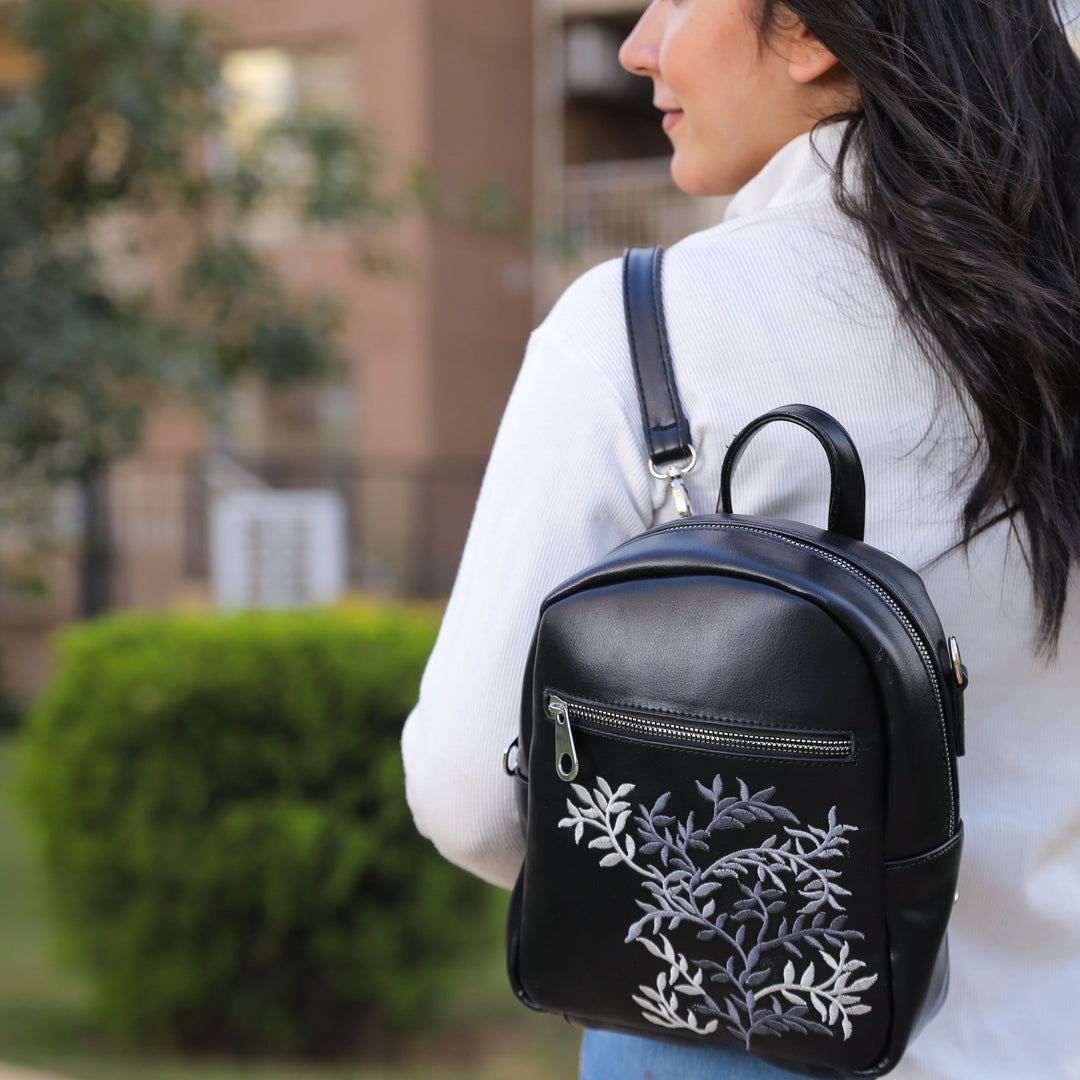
[536, 0, 728, 309]
[2, 0, 726, 700]
[162, 0, 537, 598]
[3, 0, 538, 697]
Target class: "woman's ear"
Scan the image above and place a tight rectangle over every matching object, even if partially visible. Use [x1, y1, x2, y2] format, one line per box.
[781, 19, 844, 84]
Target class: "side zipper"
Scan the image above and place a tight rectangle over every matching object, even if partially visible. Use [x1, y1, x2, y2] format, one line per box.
[546, 693, 854, 783]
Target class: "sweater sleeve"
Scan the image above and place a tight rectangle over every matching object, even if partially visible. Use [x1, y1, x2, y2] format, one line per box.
[400, 320, 655, 889]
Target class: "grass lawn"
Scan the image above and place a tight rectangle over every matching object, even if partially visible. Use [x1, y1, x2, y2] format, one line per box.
[0, 738, 580, 1080]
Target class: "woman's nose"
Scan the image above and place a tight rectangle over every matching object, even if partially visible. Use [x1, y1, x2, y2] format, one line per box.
[618, 1, 662, 78]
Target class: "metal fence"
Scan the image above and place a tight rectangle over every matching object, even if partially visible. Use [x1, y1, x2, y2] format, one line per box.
[105, 452, 487, 611]
[0, 453, 486, 701]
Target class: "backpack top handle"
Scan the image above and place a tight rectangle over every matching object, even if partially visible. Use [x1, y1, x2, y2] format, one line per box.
[719, 404, 867, 541]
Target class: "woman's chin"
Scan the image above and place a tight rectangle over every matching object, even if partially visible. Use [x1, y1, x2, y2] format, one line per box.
[669, 156, 738, 199]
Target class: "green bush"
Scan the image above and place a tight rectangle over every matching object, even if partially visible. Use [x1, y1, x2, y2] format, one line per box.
[17, 605, 499, 1055]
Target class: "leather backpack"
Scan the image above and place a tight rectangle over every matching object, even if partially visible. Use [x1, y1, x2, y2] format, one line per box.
[504, 246, 967, 1078]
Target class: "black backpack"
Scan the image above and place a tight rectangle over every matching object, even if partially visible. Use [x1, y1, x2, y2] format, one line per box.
[505, 246, 966, 1078]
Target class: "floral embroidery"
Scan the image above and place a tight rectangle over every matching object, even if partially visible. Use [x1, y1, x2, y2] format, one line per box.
[558, 774, 878, 1046]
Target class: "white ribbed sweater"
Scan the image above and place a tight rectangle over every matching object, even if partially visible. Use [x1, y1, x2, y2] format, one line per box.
[401, 121, 1080, 1080]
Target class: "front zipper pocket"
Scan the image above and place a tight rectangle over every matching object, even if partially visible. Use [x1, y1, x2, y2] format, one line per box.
[546, 691, 855, 782]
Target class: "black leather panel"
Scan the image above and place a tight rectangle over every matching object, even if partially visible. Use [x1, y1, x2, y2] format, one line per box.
[856, 826, 963, 1076]
[514, 576, 890, 1074]
[539, 519, 959, 858]
[510, 510, 964, 1078]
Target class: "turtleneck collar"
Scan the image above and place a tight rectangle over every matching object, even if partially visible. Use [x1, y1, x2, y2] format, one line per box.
[722, 119, 856, 223]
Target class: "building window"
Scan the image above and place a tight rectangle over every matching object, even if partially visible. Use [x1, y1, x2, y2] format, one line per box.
[561, 16, 665, 165]
[212, 44, 356, 186]
[211, 46, 358, 459]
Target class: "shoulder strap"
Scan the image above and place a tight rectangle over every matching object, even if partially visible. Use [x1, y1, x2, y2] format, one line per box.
[621, 246, 693, 468]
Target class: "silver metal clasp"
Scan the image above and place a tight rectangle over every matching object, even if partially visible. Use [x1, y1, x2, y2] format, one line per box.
[648, 446, 698, 517]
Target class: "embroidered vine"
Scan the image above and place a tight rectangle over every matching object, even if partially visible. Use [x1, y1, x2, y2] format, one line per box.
[558, 774, 877, 1046]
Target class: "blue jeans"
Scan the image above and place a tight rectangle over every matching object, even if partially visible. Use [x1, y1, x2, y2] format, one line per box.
[579, 1030, 804, 1080]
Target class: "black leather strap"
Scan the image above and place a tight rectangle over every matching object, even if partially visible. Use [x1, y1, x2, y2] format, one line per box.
[719, 404, 867, 540]
[622, 246, 693, 466]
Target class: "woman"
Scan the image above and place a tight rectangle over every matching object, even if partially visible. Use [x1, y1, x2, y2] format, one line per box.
[403, 1, 1080, 1077]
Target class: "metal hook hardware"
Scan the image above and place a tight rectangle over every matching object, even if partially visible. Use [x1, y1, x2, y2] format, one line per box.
[648, 446, 698, 517]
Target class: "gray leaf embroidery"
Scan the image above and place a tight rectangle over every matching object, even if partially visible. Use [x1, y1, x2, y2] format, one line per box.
[558, 774, 878, 1047]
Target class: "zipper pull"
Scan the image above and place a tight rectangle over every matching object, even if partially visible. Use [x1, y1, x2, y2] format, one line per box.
[669, 472, 694, 517]
[548, 695, 579, 782]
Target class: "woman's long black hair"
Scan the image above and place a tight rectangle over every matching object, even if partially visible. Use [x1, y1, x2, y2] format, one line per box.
[756, 0, 1080, 653]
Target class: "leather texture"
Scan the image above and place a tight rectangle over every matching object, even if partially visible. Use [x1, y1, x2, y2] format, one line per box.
[720, 406, 868, 541]
[508, 514, 966, 1078]
[506, 245, 965, 1079]
[622, 246, 694, 466]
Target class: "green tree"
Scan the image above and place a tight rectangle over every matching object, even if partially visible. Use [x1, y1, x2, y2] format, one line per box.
[0, 0, 397, 616]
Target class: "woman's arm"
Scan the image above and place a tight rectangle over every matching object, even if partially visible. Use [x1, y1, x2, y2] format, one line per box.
[401, 319, 654, 889]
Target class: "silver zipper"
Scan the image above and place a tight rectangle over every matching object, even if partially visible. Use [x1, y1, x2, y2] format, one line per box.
[645, 521, 957, 834]
[546, 693, 852, 782]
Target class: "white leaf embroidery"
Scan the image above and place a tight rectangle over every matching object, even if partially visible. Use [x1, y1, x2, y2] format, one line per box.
[558, 772, 877, 1046]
